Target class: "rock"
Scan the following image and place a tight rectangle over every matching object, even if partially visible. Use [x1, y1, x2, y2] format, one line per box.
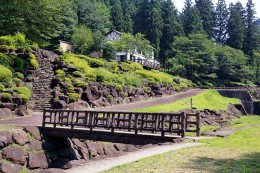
[29, 140, 42, 151]
[53, 100, 67, 109]
[103, 144, 118, 156]
[93, 97, 111, 107]
[15, 106, 28, 116]
[85, 141, 97, 156]
[51, 158, 70, 168]
[81, 89, 95, 103]
[0, 103, 18, 111]
[62, 159, 87, 169]
[28, 152, 48, 169]
[0, 163, 22, 173]
[95, 141, 104, 155]
[90, 86, 100, 100]
[122, 98, 131, 104]
[0, 131, 13, 147]
[12, 129, 30, 145]
[74, 87, 84, 95]
[58, 95, 69, 104]
[78, 100, 90, 108]
[113, 143, 127, 151]
[0, 108, 13, 119]
[24, 126, 41, 140]
[67, 102, 83, 110]
[110, 97, 123, 106]
[2, 146, 27, 164]
[110, 88, 118, 98]
[125, 144, 138, 152]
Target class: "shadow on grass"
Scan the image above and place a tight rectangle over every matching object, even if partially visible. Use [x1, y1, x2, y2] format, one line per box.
[186, 152, 260, 173]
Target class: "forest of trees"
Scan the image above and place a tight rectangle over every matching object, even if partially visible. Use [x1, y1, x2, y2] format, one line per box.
[0, 0, 260, 86]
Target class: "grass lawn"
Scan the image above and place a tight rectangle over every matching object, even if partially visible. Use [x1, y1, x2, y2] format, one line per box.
[103, 116, 260, 173]
[133, 90, 240, 112]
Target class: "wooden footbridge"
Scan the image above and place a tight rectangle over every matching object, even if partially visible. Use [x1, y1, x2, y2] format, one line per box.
[41, 109, 200, 142]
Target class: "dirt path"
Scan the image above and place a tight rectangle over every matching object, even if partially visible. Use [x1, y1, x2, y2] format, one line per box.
[66, 143, 203, 173]
[0, 89, 204, 126]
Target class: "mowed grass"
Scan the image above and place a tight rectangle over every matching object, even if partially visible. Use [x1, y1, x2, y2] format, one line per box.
[133, 90, 240, 112]
[103, 116, 260, 173]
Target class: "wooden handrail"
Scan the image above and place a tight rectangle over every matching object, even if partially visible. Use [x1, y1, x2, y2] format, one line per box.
[42, 109, 200, 138]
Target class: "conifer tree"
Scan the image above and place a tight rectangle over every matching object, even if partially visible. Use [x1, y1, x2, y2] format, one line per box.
[214, 0, 228, 44]
[226, 2, 245, 50]
[110, 0, 124, 31]
[195, 0, 214, 37]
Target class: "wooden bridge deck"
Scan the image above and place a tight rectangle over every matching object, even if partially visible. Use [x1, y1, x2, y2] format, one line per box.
[42, 109, 200, 140]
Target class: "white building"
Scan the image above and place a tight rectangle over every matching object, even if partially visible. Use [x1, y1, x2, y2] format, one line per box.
[105, 30, 160, 69]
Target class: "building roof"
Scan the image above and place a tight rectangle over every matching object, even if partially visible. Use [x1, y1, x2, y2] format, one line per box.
[105, 30, 122, 36]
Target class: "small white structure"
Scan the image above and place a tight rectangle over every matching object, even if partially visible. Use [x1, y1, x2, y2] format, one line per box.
[59, 40, 72, 53]
[105, 30, 160, 69]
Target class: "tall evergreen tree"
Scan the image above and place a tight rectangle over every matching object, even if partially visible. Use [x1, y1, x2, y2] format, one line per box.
[110, 0, 124, 31]
[160, 0, 183, 66]
[243, 0, 259, 65]
[183, 0, 204, 35]
[195, 0, 214, 37]
[214, 0, 228, 44]
[121, 0, 137, 33]
[226, 2, 245, 50]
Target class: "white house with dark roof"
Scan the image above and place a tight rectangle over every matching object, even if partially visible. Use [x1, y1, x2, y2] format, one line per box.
[105, 30, 160, 69]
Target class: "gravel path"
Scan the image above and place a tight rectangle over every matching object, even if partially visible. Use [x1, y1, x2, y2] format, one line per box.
[66, 143, 203, 173]
[0, 89, 204, 126]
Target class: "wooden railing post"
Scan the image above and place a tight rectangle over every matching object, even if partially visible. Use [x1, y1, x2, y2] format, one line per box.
[196, 112, 200, 136]
[42, 110, 46, 127]
[181, 112, 186, 138]
[161, 115, 165, 137]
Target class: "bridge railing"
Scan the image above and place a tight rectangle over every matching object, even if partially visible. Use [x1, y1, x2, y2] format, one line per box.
[42, 110, 200, 138]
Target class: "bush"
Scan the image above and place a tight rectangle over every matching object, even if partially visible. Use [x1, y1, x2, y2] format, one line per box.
[55, 69, 65, 78]
[28, 53, 36, 60]
[0, 53, 14, 68]
[18, 94, 30, 104]
[1, 93, 12, 102]
[13, 87, 31, 99]
[136, 70, 162, 84]
[0, 65, 12, 84]
[106, 95, 113, 102]
[64, 78, 74, 91]
[13, 78, 22, 86]
[174, 85, 181, 92]
[104, 61, 119, 73]
[74, 81, 88, 88]
[0, 45, 9, 52]
[77, 55, 104, 68]
[30, 43, 39, 51]
[85, 72, 97, 81]
[8, 45, 15, 52]
[14, 72, 24, 80]
[0, 83, 5, 91]
[12, 56, 28, 73]
[95, 68, 112, 84]
[68, 93, 80, 103]
[116, 85, 123, 92]
[144, 87, 151, 93]
[72, 71, 83, 78]
[130, 62, 143, 70]
[0, 35, 15, 45]
[180, 83, 188, 89]
[124, 72, 142, 87]
[121, 62, 134, 71]
[30, 59, 39, 69]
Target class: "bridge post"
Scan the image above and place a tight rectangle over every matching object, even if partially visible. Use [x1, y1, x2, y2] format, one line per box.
[134, 114, 138, 135]
[42, 110, 46, 127]
[196, 112, 200, 136]
[161, 115, 165, 137]
[181, 112, 186, 138]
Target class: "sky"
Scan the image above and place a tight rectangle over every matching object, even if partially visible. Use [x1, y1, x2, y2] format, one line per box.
[173, 0, 260, 18]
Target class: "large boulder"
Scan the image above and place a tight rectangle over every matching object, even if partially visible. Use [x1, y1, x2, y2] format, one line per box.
[58, 95, 69, 104]
[110, 97, 123, 106]
[67, 102, 83, 110]
[53, 100, 67, 109]
[81, 89, 95, 103]
[24, 126, 41, 140]
[92, 97, 111, 108]
[103, 144, 118, 156]
[12, 130, 30, 146]
[0, 108, 13, 119]
[2, 146, 27, 165]
[29, 140, 42, 151]
[0, 131, 13, 147]
[28, 152, 48, 169]
[85, 141, 97, 157]
[90, 86, 100, 100]
[0, 163, 22, 173]
[12, 96, 23, 106]
[0, 103, 18, 111]
[71, 139, 89, 160]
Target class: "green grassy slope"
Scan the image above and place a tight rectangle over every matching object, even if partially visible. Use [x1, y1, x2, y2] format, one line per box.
[133, 90, 240, 112]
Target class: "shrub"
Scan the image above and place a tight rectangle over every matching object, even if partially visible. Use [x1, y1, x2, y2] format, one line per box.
[0, 83, 5, 91]
[180, 83, 188, 89]
[95, 68, 112, 84]
[124, 73, 142, 87]
[30, 59, 39, 69]
[13, 87, 31, 98]
[28, 53, 36, 60]
[8, 45, 15, 52]
[0, 45, 9, 52]
[13, 78, 22, 86]
[130, 62, 143, 70]
[104, 61, 119, 73]
[18, 94, 30, 104]
[0, 53, 14, 68]
[63, 54, 91, 74]
[121, 62, 134, 71]
[106, 95, 113, 102]
[144, 87, 151, 93]
[68, 93, 80, 103]
[30, 43, 39, 51]
[14, 72, 24, 80]
[0, 65, 12, 84]
[1, 93, 12, 102]
[111, 74, 125, 85]
[74, 81, 88, 88]
[77, 55, 104, 68]
[55, 69, 65, 78]
[136, 70, 162, 84]
[116, 85, 123, 92]
[14, 33, 27, 48]
[16, 47, 25, 53]
[72, 71, 83, 78]
[174, 85, 181, 92]
[12, 56, 28, 73]
[85, 72, 97, 81]
[0, 35, 15, 45]
[64, 78, 74, 91]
